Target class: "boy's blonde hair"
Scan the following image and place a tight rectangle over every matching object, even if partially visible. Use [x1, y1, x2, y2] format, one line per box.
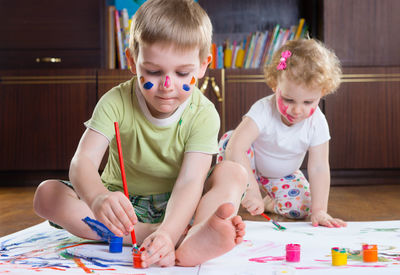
[265, 39, 342, 96]
[129, 0, 212, 61]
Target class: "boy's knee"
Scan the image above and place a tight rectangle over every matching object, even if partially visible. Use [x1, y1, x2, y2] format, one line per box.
[33, 180, 61, 216]
[216, 160, 248, 189]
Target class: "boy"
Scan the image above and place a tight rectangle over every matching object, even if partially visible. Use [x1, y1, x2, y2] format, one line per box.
[33, 0, 246, 268]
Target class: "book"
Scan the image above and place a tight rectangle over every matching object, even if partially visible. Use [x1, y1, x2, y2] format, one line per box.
[106, 5, 116, 69]
[114, 9, 126, 69]
[245, 32, 259, 68]
[264, 24, 280, 66]
[294, 18, 305, 40]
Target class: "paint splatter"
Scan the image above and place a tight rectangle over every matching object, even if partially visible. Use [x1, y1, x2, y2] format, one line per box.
[309, 107, 316, 117]
[277, 89, 294, 123]
[164, 75, 171, 88]
[143, 82, 153, 90]
[182, 84, 190, 92]
[249, 256, 285, 263]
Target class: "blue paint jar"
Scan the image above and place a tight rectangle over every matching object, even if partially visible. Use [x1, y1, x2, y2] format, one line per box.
[109, 236, 123, 253]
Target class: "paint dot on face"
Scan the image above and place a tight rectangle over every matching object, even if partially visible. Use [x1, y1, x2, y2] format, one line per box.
[190, 76, 196, 85]
[182, 84, 190, 92]
[164, 75, 171, 88]
[140, 76, 145, 83]
[143, 82, 154, 90]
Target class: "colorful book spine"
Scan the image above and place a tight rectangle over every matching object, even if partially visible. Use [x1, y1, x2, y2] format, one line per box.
[114, 10, 126, 69]
[294, 18, 305, 40]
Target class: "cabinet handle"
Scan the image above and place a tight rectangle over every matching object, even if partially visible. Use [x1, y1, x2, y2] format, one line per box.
[199, 76, 209, 93]
[35, 57, 62, 63]
[210, 77, 223, 102]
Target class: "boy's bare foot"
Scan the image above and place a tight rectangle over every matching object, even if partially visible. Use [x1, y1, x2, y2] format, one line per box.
[175, 203, 245, 267]
[263, 194, 275, 212]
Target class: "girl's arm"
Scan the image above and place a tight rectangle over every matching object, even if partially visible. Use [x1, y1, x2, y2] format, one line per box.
[308, 141, 346, 227]
[69, 128, 137, 236]
[225, 117, 264, 215]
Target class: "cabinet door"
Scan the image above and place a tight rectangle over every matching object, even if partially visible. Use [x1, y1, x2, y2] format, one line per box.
[325, 67, 400, 169]
[323, 0, 400, 66]
[0, 70, 97, 170]
[0, 0, 105, 69]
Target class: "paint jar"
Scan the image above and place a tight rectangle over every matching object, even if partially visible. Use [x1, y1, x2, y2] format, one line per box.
[285, 243, 300, 262]
[133, 249, 143, 268]
[331, 247, 347, 266]
[362, 244, 378, 262]
[109, 236, 123, 253]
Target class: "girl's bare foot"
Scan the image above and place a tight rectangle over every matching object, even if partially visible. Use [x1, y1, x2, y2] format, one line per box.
[263, 194, 275, 213]
[175, 203, 245, 266]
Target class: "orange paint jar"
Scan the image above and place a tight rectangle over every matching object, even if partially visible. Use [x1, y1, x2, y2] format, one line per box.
[362, 244, 378, 262]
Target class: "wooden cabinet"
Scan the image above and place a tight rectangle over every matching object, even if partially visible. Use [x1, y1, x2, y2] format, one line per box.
[0, 70, 97, 171]
[325, 67, 400, 169]
[200, 69, 271, 135]
[322, 0, 400, 67]
[0, 0, 105, 69]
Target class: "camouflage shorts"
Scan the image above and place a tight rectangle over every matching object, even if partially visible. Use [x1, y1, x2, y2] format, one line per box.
[49, 180, 170, 229]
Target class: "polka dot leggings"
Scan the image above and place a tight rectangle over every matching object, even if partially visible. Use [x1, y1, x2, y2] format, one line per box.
[217, 130, 311, 219]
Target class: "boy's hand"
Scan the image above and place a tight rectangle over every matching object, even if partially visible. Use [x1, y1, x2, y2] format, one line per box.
[241, 185, 264, 216]
[311, 210, 347, 228]
[90, 191, 138, 237]
[140, 230, 175, 268]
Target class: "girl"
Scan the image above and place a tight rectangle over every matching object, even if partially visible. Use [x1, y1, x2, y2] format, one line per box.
[218, 39, 346, 228]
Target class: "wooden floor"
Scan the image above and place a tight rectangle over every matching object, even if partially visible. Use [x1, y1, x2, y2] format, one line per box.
[1, 184, 400, 237]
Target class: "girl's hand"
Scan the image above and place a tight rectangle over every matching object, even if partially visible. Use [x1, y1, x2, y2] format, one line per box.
[140, 230, 175, 268]
[311, 210, 347, 228]
[90, 191, 137, 237]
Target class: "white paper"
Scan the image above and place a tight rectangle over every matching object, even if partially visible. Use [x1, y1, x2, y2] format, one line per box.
[1, 220, 400, 274]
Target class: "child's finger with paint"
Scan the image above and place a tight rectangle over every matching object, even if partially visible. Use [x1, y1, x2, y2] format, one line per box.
[140, 232, 174, 267]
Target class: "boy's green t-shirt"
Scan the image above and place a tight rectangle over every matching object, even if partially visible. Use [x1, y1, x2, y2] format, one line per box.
[85, 77, 220, 196]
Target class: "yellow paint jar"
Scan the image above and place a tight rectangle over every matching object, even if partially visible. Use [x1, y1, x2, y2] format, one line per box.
[331, 247, 347, 266]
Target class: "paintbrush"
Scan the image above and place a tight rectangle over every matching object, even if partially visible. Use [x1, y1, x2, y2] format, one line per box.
[114, 122, 139, 250]
[261, 213, 286, 231]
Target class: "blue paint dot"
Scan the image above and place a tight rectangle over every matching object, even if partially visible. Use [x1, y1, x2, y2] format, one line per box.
[288, 189, 301, 197]
[182, 84, 190, 91]
[223, 139, 229, 150]
[143, 82, 153, 90]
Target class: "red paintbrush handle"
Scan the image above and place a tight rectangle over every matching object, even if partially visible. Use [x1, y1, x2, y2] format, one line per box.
[114, 122, 129, 198]
[261, 213, 271, 221]
[114, 122, 137, 245]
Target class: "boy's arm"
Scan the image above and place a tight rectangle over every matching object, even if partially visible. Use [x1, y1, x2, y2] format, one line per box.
[225, 116, 264, 215]
[159, 152, 212, 243]
[69, 128, 137, 236]
[140, 152, 212, 264]
[307, 141, 346, 227]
